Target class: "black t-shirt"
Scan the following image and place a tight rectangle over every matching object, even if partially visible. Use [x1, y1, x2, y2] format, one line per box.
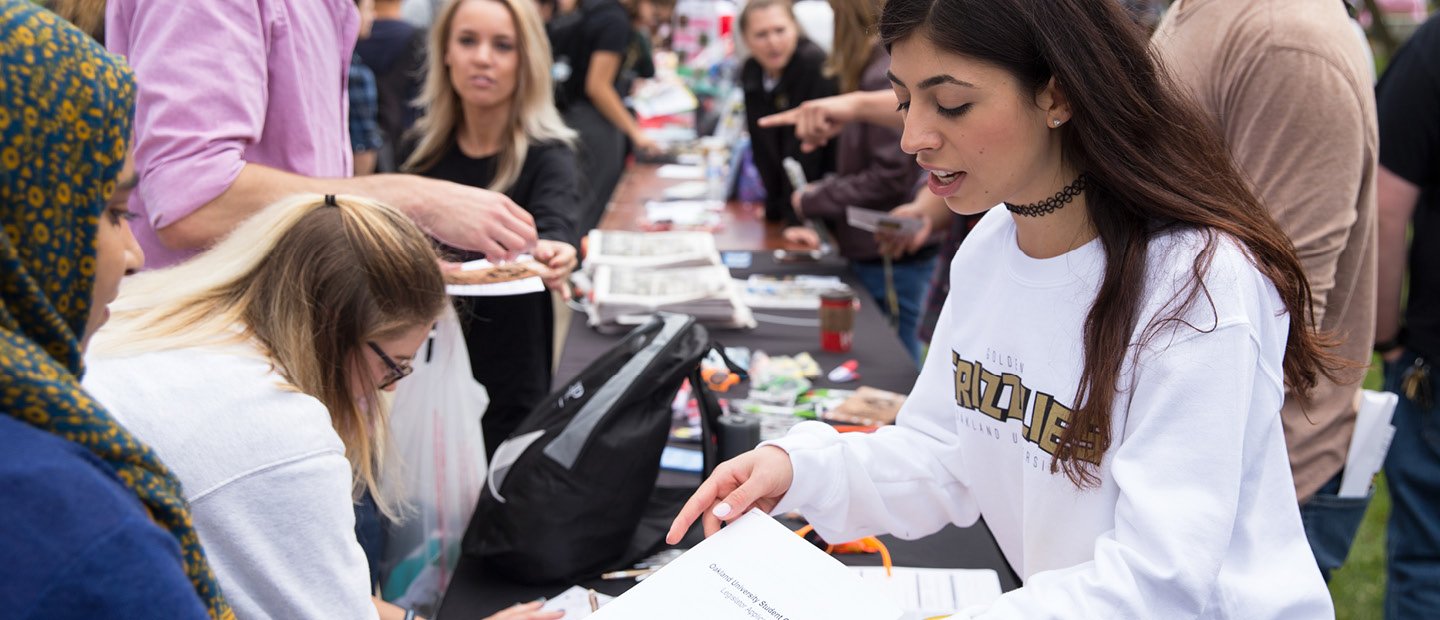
[741, 38, 837, 224]
[1377, 14, 1440, 356]
[549, 0, 631, 110]
[411, 139, 580, 457]
[358, 21, 426, 169]
[414, 140, 582, 260]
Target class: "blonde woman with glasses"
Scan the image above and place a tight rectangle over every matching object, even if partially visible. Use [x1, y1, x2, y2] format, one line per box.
[404, 0, 583, 459]
[84, 194, 558, 620]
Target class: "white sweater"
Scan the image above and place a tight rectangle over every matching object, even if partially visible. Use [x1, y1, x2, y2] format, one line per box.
[768, 209, 1333, 618]
[84, 343, 378, 620]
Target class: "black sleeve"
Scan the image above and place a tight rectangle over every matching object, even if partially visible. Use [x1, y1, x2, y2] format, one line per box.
[629, 32, 655, 79]
[515, 143, 582, 247]
[743, 65, 800, 225]
[1377, 18, 1440, 188]
[585, 4, 632, 56]
[786, 45, 840, 188]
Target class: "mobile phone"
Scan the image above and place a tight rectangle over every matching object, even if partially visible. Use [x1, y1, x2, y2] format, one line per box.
[782, 157, 808, 190]
[773, 249, 823, 263]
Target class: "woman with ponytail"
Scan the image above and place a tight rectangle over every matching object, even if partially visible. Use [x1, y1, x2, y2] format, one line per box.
[85, 194, 557, 620]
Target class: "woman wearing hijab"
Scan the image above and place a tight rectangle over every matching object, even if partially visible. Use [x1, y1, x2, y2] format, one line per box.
[0, 2, 232, 618]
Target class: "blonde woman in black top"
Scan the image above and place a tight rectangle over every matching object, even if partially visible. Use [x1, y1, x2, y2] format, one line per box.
[406, 0, 581, 460]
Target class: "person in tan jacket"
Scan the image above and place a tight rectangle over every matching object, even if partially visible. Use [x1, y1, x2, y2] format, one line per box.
[1150, 0, 1378, 580]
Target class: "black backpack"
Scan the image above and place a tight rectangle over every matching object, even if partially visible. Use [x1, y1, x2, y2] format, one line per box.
[461, 313, 735, 584]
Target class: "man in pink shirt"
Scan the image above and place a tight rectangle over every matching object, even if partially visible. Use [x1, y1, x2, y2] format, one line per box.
[107, 0, 538, 269]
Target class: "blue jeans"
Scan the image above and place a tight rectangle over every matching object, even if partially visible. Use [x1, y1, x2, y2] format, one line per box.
[1299, 471, 1371, 582]
[851, 256, 937, 367]
[1383, 350, 1440, 619]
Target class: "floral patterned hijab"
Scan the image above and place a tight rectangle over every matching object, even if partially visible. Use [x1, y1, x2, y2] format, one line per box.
[0, 2, 233, 617]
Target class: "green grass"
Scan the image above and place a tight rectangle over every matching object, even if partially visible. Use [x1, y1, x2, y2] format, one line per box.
[1329, 358, 1390, 619]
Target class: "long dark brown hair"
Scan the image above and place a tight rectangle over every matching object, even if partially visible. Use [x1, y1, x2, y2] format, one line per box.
[880, 0, 1350, 487]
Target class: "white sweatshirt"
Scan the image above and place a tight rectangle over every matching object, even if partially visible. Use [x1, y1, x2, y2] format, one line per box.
[767, 209, 1333, 618]
[84, 343, 379, 620]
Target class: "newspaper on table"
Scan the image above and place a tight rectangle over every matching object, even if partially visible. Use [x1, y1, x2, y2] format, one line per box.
[588, 264, 754, 331]
[585, 230, 723, 270]
[740, 274, 845, 310]
[645, 200, 725, 230]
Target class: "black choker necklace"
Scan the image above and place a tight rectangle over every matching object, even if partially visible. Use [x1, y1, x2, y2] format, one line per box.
[1005, 174, 1088, 217]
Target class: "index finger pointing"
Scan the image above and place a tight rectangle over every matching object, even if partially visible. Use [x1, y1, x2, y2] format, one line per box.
[667, 475, 729, 544]
[757, 108, 800, 128]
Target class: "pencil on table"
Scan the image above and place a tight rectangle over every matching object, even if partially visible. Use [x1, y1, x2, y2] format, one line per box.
[600, 567, 657, 580]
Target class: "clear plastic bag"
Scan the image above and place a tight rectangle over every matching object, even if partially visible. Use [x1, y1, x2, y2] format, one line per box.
[381, 304, 489, 612]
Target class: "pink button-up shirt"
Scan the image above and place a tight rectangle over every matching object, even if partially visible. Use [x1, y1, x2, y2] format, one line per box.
[107, 0, 360, 268]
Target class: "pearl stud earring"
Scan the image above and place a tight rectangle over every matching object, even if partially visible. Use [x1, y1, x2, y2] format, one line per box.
[1051, 119, 1062, 127]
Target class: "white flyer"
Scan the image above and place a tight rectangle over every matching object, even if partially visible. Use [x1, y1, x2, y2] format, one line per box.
[590, 510, 903, 620]
[845, 206, 927, 236]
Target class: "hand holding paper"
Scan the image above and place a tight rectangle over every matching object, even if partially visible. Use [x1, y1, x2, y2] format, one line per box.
[601, 510, 903, 620]
[531, 240, 578, 292]
[874, 203, 935, 259]
[667, 446, 795, 544]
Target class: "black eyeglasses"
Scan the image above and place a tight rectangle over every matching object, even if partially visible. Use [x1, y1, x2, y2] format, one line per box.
[367, 341, 414, 389]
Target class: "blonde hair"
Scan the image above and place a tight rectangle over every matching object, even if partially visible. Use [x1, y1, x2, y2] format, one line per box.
[40, 0, 107, 41]
[91, 194, 448, 519]
[403, 0, 577, 190]
[826, 0, 881, 93]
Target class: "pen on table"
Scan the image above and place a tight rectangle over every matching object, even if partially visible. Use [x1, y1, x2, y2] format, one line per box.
[588, 588, 600, 612]
[600, 567, 657, 580]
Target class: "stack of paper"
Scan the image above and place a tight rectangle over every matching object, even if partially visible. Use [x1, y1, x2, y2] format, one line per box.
[740, 274, 845, 310]
[583, 231, 752, 331]
[590, 510, 904, 619]
[851, 567, 1002, 617]
[585, 230, 723, 269]
[589, 264, 754, 331]
[645, 200, 725, 230]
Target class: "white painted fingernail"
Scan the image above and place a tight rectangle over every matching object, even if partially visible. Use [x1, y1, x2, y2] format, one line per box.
[712, 502, 733, 518]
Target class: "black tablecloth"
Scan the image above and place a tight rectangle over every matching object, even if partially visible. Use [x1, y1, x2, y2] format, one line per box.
[435, 252, 1020, 619]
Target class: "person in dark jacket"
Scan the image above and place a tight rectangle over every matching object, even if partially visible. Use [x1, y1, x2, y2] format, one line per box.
[793, 0, 936, 365]
[739, 0, 837, 226]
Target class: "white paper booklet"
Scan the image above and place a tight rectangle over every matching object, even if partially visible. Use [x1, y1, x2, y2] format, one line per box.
[1338, 389, 1400, 498]
[590, 510, 903, 620]
[646, 200, 725, 229]
[589, 264, 754, 329]
[584, 230, 722, 269]
[852, 566, 1002, 618]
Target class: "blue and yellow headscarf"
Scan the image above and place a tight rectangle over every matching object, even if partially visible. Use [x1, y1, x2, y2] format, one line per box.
[0, 3, 233, 618]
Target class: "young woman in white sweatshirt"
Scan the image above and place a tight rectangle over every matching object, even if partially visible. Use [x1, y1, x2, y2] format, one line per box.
[670, 0, 1350, 617]
[84, 195, 559, 620]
